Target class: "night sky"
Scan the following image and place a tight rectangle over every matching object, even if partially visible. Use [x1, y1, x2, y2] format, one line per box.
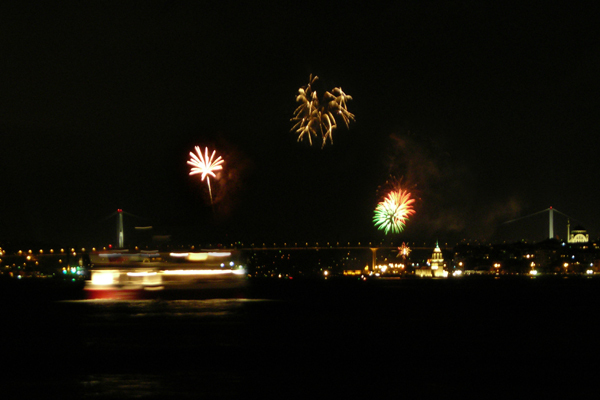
[2, 2, 599, 247]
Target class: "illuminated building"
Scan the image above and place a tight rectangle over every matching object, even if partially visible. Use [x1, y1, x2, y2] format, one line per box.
[415, 242, 446, 278]
[568, 220, 589, 244]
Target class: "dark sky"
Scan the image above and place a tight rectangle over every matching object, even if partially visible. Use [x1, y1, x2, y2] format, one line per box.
[2, 2, 599, 247]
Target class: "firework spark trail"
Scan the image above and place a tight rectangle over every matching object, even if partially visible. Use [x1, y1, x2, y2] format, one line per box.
[187, 146, 224, 205]
[291, 75, 355, 148]
[374, 189, 416, 234]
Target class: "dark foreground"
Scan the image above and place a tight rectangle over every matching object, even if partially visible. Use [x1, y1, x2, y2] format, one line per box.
[2, 276, 600, 399]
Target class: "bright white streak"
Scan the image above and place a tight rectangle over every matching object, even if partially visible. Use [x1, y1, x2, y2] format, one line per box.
[187, 146, 224, 204]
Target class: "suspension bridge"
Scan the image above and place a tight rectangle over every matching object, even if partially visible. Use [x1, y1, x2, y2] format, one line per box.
[503, 206, 586, 240]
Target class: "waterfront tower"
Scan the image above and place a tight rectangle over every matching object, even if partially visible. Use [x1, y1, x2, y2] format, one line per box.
[429, 242, 446, 277]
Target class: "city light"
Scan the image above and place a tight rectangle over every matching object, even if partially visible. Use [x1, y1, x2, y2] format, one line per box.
[91, 270, 120, 285]
[187, 253, 208, 261]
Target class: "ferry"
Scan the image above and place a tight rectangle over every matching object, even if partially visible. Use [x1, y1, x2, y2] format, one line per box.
[84, 249, 247, 299]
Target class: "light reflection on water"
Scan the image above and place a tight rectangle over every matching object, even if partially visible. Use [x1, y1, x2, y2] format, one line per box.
[63, 299, 271, 398]
[82, 371, 244, 399]
[63, 298, 273, 319]
[83, 374, 162, 399]
[12, 279, 600, 398]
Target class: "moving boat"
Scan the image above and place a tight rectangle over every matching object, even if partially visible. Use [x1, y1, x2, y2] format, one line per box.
[84, 249, 247, 299]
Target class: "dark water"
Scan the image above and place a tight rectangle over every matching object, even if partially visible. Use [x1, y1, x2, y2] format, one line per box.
[2, 276, 600, 399]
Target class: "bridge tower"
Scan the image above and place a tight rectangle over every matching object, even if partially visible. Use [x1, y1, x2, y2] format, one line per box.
[549, 207, 554, 239]
[369, 248, 377, 272]
[117, 209, 124, 248]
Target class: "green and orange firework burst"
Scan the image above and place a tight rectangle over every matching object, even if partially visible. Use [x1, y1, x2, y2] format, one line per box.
[373, 188, 416, 234]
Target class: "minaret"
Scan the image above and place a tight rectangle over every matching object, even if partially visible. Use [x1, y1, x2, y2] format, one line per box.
[117, 209, 124, 248]
[567, 219, 571, 242]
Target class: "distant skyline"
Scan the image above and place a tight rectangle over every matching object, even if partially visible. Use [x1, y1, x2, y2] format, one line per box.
[2, 2, 599, 247]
